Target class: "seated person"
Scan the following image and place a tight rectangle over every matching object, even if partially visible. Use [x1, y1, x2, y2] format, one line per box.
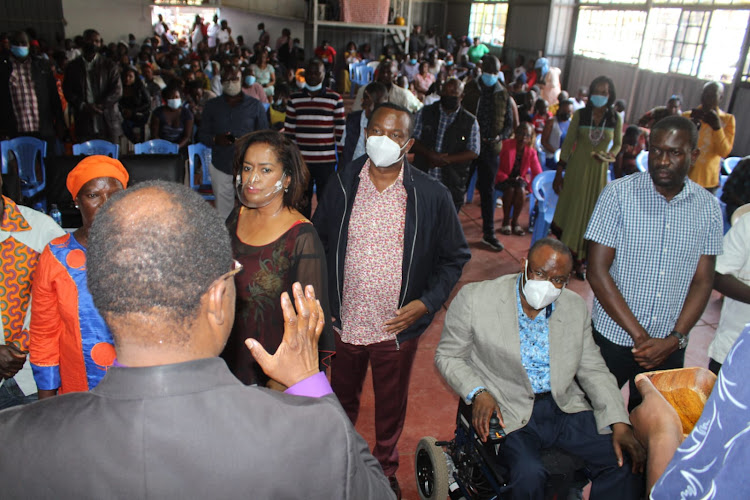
[120, 66, 151, 144]
[637, 95, 681, 130]
[150, 83, 194, 150]
[436, 238, 644, 500]
[240, 67, 268, 104]
[613, 125, 644, 178]
[341, 81, 388, 166]
[721, 157, 750, 221]
[531, 98, 551, 135]
[630, 324, 750, 497]
[496, 123, 541, 236]
[269, 83, 290, 131]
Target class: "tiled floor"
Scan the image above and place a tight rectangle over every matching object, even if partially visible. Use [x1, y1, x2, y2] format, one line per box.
[349, 196, 722, 500]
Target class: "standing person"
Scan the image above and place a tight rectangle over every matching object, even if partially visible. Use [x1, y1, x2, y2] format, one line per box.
[206, 14, 220, 49]
[284, 58, 345, 217]
[222, 130, 334, 388]
[463, 55, 512, 251]
[63, 29, 123, 143]
[468, 37, 489, 64]
[199, 65, 269, 221]
[312, 103, 471, 499]
[0, 174, 64, 409]
[683, 81, 735, 191]
[276, 28, 291, 50]
[412, 78, 480, 211]
[0, 31, 65, 153]
[540, 98, 572, 170]
[585, 116, 723, 410]
[342, 81, 388, 167]
[552, 75, 621, 278]
[495, 122, 541, 236]
[29, 156, 128, 398]
[352, 59, 422, 113]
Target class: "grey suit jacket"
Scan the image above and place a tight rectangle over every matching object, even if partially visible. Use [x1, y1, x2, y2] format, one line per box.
[0, 357, 394, 500]
[435, 274, 629, 435]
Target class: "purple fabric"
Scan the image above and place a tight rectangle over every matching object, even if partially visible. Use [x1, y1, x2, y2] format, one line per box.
[284, 371, 332, 398]
[112, 358, 127, 367]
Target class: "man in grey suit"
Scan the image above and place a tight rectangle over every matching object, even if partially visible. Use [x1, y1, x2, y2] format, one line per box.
[0, 181, 393, 500]
[436, 238, 644, 500]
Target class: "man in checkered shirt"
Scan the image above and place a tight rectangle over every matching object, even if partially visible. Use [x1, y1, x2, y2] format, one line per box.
[585, 116, 723, 410]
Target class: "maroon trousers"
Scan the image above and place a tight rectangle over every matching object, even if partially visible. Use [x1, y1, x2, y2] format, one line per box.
[331, 333, 419, 476]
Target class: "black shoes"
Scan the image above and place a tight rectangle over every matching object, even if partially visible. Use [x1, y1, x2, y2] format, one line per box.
[482, 235, 505, 251]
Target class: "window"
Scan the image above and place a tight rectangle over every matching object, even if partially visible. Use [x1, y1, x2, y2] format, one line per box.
[468, 1, 508, 46]
[573, 9, 647, 64]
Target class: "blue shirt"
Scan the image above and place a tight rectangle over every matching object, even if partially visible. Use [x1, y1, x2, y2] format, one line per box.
[515, 274, 552, 394]
[651, 324, 750, 499]
[584, 172, 723, 346]
[198, 94, 269, 174]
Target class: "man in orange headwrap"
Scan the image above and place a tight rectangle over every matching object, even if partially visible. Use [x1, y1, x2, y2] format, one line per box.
[30, 155, 128, 397]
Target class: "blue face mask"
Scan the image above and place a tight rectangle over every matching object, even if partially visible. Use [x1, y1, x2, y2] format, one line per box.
[11, 46, 29, 58]
[446, 35, 452, 39]
[481, 73, 498, 87]
[245, 75, 256, 86]
[410, 59, 417, 65]
[590, 95, 608, 108]
[446, 61, 454, 67]
[305, 82, 323, 92]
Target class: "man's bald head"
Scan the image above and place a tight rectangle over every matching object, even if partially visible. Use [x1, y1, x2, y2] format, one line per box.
[482, 55, 500, 75]
[87, 181, 233, 345]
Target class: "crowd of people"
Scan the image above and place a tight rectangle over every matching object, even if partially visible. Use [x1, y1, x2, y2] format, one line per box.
[0, 16, 749, 500]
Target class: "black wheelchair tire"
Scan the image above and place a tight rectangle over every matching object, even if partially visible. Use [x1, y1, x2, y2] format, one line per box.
[415, 436, 451, 500]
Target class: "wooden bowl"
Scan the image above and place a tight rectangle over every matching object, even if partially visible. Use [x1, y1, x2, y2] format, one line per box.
[642, 367, 717, 436]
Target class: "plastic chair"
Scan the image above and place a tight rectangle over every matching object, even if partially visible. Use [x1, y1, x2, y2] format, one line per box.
[0, 137, 47, 198]
[714, 182, 730, 234]
[530, 170, 560, 245]
[263, 102, 270, 112]
[187, 143, 215, 201]
[723, 156, 741, 175]
[134, 139, 179, 155]
[635, 150, 648, 172]
[73, 140, 120, 159]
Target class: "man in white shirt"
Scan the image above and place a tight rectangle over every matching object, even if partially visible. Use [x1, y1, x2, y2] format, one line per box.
[206, 14, 220, 49]
[708, 209, 750, 373]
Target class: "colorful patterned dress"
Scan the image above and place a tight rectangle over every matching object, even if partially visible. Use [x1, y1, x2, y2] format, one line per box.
[221, 208, 334, 385]
[29, 233, 115, 393]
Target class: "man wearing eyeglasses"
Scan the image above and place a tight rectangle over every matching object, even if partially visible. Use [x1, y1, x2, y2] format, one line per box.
[0, 181, 393, 499]
[436, 238, 645, 500]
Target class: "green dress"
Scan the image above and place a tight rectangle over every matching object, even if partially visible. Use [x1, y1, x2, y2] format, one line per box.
[552, 107, 622, 259]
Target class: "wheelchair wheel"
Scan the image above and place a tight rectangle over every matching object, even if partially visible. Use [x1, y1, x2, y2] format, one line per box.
[415, 436, 450, 500]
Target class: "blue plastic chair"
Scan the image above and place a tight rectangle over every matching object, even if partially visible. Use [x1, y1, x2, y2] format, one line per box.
[187, 143, 215, 201]
[466, 169, 478, 203]
[530, 170, 560, 245]
[134, 139, 179, 155]
[715, 181, 730, 234]
[723, 156, 741, 175]
[349, 62, 371, 98]
[635, 150, 648, 172]
[72, 140, 120, 159]
[1, 137, 47, 198]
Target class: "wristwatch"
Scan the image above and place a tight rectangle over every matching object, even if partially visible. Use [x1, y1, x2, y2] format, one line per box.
[669, 330, 688, 349]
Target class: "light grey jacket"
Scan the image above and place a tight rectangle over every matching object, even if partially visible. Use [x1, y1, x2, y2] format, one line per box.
[435, 274, 629, 435]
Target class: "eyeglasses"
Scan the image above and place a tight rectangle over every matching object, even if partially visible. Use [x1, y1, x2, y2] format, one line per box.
[529, 267, 569, 287]
[224, 259, 244, 280]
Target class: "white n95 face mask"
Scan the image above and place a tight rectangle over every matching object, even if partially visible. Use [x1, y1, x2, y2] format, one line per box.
[522, 261, 563, 310]
[366, 135, 407, 168]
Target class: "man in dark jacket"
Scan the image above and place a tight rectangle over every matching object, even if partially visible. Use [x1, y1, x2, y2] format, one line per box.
[63, 29, 123, 143]
[412, 77, 480, 211]
[312, 103, 471, 499]
[0, 31, 64, 151]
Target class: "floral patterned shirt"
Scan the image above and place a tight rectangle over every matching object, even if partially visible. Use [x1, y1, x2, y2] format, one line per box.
[515, 274, 553, 394]
[340, 161, 407, 345]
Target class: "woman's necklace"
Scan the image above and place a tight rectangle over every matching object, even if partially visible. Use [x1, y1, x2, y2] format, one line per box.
[588, 111, 607, 146]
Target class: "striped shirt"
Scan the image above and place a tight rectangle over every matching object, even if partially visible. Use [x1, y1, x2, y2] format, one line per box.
[9, 58, 40, 133]
[584, 172, 723, 346]
[284, 87, 345, 165]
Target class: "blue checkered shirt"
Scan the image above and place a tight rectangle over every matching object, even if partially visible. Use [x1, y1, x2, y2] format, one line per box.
[414, 105, 481, 182]
[584, 172, 723, 346]
[515, 275, 552, 394]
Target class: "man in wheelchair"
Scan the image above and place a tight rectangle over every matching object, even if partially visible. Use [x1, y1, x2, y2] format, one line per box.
[435, 238, 645, 499]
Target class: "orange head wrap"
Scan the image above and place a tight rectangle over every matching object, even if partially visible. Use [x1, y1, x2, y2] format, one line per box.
[66, 155, 129, 199]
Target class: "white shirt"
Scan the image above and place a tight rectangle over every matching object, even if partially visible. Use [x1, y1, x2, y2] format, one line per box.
[217, 28, 230, 44]
[207, 23, 220, 48]
[0, 203, 65, 395]
[709, 213, 750, 363]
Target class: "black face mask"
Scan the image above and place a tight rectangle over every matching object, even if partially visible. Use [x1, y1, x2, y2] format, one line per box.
[557, 112, 571, 122]
[440, 95, 459, 112]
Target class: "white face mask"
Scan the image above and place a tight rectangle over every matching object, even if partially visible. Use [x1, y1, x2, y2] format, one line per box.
[305, 82, 323, 92]
[236, 172, 286, 208]
[167, 98, 182, 110]
[365, 134, 407, 168]
[222, 80, 242, 96]
[521, 261, 563, 310]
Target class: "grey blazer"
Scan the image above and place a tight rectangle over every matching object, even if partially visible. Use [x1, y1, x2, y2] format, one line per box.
[0, 358, 394, 500]
[435, 274, 629, 435]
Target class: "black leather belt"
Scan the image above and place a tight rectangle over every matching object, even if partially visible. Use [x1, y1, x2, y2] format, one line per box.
[534, 392, 552, 400]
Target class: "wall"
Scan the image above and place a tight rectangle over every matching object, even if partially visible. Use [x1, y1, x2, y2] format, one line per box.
[62, 0, 152, 43]
[0, 0, 65, 46]
[222, 0, 306, 21]
[221, 6, 305, 48]
[444, 0, 471, 37]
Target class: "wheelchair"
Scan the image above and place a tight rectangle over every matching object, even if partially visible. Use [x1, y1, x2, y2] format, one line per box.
[415, 400, 588, 500]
